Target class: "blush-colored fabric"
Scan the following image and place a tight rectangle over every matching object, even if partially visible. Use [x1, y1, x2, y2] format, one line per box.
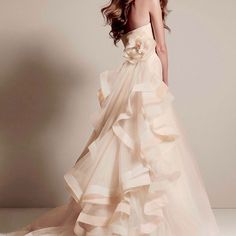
[5, 23, 220, 236]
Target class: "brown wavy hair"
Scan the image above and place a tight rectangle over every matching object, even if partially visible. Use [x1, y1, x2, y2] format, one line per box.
[101, 0, 171, 45]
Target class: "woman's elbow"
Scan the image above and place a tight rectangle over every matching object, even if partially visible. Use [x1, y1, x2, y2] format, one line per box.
[156, 43, 167, 54]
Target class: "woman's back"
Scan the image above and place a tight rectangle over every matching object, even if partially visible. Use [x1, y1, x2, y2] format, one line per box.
[125, 0, 151, 33]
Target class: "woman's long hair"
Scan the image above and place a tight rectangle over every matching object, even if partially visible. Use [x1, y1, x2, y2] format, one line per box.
[101, 0, 171, 45]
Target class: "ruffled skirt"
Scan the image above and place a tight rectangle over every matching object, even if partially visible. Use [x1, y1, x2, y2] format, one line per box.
[5, 53, 220, 236]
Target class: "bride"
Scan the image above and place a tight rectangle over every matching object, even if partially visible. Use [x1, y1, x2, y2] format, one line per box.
[5, 0, 220, 235]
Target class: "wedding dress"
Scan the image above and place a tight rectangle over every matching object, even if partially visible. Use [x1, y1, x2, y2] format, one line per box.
[4, 22, 220, 236]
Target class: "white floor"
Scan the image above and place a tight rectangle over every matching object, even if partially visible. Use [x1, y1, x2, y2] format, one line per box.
[0, 209, 235, 235]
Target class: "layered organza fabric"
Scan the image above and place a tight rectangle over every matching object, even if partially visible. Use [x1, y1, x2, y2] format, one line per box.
[4, 23, 220, 236]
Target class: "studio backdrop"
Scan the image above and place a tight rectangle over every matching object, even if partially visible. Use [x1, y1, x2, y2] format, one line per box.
[0, 0, 235, 208]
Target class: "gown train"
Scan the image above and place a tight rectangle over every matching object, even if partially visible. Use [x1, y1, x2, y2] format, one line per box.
[3, 23, 220, 236]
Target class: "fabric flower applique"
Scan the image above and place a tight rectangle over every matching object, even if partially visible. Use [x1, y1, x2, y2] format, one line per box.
[123, 34, 156, 64]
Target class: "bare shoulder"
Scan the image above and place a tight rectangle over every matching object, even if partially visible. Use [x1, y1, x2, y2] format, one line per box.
[133, 0, 160, 12]
[133, 0, 151, 9]
[147, 0, 160, 5]
[146, 0, 161, 10]
[147, 0, 162, 16]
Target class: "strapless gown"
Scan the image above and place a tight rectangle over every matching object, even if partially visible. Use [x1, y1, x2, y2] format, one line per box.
[4, 23, 220, 236]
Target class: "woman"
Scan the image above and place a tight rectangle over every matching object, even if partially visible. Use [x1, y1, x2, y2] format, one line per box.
[5, 0, 220, 235]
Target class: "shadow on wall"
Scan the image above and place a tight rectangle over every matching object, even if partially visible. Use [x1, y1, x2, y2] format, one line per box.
[0, 38, 88, 207]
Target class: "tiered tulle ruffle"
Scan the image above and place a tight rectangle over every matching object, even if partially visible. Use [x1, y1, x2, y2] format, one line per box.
[3, 22, 220, 236]
[64, 58, 182, 235]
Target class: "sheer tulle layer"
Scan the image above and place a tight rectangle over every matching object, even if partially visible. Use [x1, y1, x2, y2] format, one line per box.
[63, 61, 182, 235]
[4, 23, 220, 236]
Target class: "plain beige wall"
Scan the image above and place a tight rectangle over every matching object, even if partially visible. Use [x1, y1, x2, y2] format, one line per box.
[0, 0, 235, 208]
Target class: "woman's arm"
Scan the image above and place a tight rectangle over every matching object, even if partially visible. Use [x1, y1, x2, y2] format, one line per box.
[148, 0, 169, 86]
